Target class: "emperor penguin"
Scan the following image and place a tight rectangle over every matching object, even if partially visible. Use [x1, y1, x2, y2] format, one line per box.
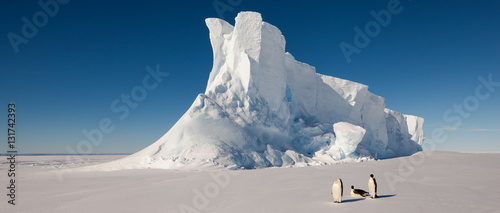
[368, 174, 379, 199]
[350, 185, 369, 197]
[331, 178, 343, 203]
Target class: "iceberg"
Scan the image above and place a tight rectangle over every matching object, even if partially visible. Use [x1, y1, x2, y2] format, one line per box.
[96, 12, 424, 170]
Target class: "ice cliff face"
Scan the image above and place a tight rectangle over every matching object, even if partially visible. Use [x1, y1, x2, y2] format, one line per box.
[101, 12, 424, 170]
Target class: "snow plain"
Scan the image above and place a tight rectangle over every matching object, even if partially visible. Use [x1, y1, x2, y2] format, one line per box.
[1, 151, 499, 213]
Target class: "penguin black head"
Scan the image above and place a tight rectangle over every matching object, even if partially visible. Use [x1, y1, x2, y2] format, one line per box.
[351, 185, 354, 189]
[370, 174, 374, 178]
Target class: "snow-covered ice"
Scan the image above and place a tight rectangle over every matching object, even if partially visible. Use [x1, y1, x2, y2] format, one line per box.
[1, 151, 499, 212]
[90, 11, 425, 170]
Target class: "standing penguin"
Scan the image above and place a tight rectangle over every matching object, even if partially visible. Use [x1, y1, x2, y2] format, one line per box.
[350, 185, 369, 197]
[331, 178, 343, 203]
[368, 174, 378, 199]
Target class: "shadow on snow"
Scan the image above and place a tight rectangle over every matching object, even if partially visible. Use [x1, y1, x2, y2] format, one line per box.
[376, 194, 396, 199]
[341, 198, 365, 203]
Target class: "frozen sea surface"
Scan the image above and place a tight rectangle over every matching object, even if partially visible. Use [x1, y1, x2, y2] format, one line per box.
[0, 151, 499, 213]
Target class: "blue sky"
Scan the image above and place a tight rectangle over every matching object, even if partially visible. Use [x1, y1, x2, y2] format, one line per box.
[1, 0, 498, 154]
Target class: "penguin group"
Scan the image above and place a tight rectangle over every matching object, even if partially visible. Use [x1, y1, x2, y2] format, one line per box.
[331, 174, 378, 203]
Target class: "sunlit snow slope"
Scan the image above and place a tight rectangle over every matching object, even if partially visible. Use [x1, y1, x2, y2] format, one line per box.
[96, 12, 424, 170]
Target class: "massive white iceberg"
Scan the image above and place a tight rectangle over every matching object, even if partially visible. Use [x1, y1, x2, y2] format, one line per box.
[95, 12, 424, 170]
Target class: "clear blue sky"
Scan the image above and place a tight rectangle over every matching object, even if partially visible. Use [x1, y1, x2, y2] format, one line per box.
[1, 0, 499, 154]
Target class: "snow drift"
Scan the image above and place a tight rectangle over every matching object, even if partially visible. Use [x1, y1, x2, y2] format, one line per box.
[95, 12, 424, 170]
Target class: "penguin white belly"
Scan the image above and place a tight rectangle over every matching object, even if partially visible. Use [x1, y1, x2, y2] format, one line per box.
[368, 177, 378, 198]
[332, 179, 343, 203]
[368, 178, 376, 198]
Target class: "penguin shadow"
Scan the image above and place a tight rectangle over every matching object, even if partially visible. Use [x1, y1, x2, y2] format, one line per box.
[340, 198, 365, 203]
[376, 194, 396, 199]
